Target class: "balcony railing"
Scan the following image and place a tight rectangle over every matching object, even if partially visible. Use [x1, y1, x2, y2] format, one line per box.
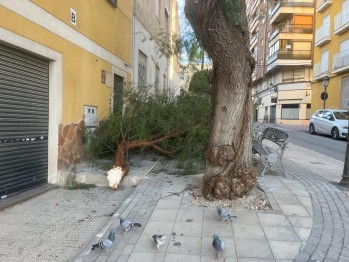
[268, 50, 312, 62]
[316, 0, 332, 13]
[313, 60, 329, 79]
[250, 34, 258, 47]
[251, 0, 260, 15]
[315, 23, 331, 46]
[250, 15, 259, 33]
[279, 24, 313, 34]
[334, 9, 349, 35]
[269, 0, 314, 20]
[333, 49, 349, 73]
[270, 28, 279, 41]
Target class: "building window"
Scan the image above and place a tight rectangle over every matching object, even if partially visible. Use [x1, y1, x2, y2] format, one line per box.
[271, 97, 277, 103]
[341, 76, 349, 110]
[155, 66, 160, 91]
[281, 104, 299, 119]
[163, 74, 167, 91]
[138, 51, 147, 87]
[282, 69, 305, 82]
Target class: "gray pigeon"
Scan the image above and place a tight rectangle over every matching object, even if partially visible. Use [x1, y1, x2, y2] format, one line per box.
[91, 228, 116, 252]
[217, 207, 237, 222]
[152, 235, 166, 252]
[212, 234, 224, 259]
[119, 217, 142, 233]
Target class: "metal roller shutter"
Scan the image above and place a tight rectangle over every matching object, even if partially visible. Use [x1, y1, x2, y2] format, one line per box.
[0, 43, 49, 197]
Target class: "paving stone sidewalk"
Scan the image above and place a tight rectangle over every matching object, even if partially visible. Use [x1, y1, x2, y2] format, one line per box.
[75, 145, 349, 262]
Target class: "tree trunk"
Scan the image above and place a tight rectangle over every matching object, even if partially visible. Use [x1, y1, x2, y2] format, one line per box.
[185, 0, 257, 200]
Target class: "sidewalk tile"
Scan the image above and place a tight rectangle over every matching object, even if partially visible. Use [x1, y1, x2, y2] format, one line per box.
[269, 241, 302, 260]
[172, 221, 203, 236]
[233, 224, 265, 240]
[127, 251, 165, 262]
[149, 209, 178, 221]
[176, 209, 203, 222]
[262, 226, 299, 241]
[164, 253, 200, 262]
[293, 227, 312, 242]
[278, 204, 310, 216]
[287, 216, 313, 228]
[258, 213, 291, 226]
[143, 221, 175, 235]
[202, 220, 233, 237]
[166, 235, 201, 254]
[235, 239, 273, 259]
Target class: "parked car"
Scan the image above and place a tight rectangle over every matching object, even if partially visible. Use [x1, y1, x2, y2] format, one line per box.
[309, 109, 348, 140]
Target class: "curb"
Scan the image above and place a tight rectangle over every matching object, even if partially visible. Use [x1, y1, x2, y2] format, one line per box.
[72, 158, 162, 262]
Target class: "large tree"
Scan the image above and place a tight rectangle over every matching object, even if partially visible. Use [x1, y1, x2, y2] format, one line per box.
[185, 0, 257, 199]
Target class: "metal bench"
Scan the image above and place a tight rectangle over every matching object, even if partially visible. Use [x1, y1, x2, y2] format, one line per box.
[252, 126, 290, 176]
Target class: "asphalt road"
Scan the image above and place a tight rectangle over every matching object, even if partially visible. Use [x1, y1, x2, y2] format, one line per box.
[275, 125, 347, 162]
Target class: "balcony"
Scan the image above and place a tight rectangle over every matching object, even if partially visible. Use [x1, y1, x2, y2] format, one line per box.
[251, 0, 260, 16]
[333, 49, 349, 74]
[250, 15, 259, 33]
[313, 60, 329, 80]
[269, 0, 314, 24]
[315, 24, 331, 47]
[316, 0, 332, 13]
[270, 25, 313, 44]
[267, 49, 312, 71]
[334, 10, 349, 35]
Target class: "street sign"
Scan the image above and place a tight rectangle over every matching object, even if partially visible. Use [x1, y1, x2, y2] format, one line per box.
[321, 92, 328, 101]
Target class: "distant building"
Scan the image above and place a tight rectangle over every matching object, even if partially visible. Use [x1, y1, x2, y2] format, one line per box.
[312, 0, 349, 112]
[132, 0, 182, 96]
[247, 0, 314, 125]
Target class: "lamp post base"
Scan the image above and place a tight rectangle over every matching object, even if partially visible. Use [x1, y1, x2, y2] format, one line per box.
[340, 177, 349, 188]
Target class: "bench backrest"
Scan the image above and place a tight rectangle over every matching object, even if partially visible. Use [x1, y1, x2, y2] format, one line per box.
[261, 127, 289, 150]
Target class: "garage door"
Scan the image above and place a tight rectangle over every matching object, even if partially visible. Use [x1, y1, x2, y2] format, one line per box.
[0, 43, 49, 197]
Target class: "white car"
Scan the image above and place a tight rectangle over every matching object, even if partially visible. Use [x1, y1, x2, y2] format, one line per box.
[309, 109, 348, 140]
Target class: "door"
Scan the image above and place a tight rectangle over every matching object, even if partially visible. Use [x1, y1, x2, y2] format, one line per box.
[0, 43, 49, 197]
[113, 74, 124, 115]
[270, 105, 276, 123]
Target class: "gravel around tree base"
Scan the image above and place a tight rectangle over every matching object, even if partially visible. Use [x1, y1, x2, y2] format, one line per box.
[187, 175, 271, 210]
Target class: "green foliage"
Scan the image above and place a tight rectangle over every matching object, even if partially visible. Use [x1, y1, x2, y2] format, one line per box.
[188, 69, 213, 95]
[221, 0, 245, 27]
[87, 85, 211, 162]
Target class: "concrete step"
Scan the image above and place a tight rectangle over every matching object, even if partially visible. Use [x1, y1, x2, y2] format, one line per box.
[59, 155, 161, 188]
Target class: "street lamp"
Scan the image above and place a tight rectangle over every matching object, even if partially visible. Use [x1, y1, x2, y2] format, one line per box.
[340, 106, 349, 188]
[322, 76, 330, 109]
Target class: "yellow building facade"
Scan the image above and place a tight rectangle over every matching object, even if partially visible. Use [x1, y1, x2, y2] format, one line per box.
[0, 0, 132, 194]
[312, 0, 349, 113]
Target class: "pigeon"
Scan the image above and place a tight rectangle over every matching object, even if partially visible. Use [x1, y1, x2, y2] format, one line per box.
[217, 207, 237, 222]
[119, 217, 142, 233]
[91, 228, 116, 252]
[212, 234, 224, 259]
[152, 235, 166, 252]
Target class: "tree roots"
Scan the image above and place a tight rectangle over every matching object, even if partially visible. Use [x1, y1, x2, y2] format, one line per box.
[203, 167, 258, 200]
